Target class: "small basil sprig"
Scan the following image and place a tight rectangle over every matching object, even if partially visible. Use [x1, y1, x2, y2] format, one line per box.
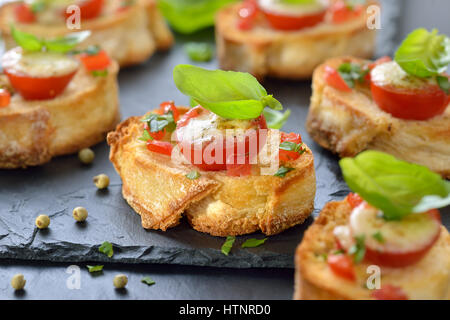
[340, 151, 450, 220]
[263, 108, 291, 129]
[394, 28, 450, 78]
[11, 26, 91, 53]
[337, 62, 368, 88]
[173, 64, 283, 120]
[141, 112, 176, 133]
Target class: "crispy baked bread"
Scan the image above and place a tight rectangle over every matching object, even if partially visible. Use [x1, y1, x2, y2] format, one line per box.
[215, 1, 377, 79]
[0, 61, 120, 169]
[306, 57, 450, 178]
[294, 199, 450, 300]
[0, 0, 173, 67]
[107, 107, 316, 236]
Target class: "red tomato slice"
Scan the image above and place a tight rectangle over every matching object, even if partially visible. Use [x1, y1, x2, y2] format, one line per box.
[64, 0, 104, 20]
[370, 78, 449, 120]
[372, 285, 409, 300]
[324, 66, 352, 92]
[0, 89, 11, 108]
[78, 50, 111, 71]
[237, 0, 259, 30]
[176, 108, 267, 171]
[14, 3, 36, 24]
[329, 0, 364, 24]
[279, 132, 303, 162]
[159, 101, 180, 122]
[226, 163, 252, 177]
[346, 193, 364, 209]
[262, 7, 326, 31]
[147, 140, 173, 156]
[327, 254, 356, 281]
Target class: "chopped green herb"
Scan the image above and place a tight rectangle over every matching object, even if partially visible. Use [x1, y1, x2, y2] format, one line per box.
[30, 1, 46, 13]
[337, 62, 368, 88]
[315, 252, 328, 261]
[92, 70, 108, 77]
[221, 236, 235, 256]
[241, 238, 267, 248]
[348, 235, 366, 263]
[184, 42, 214, 62]
[372, 231, 385, 244]
[274, 166, 294, 178]
[138, 129, 153, 142]
[333, 249, 345, 255]
[141, 112, 176, 133]
[186, 170, 201, 180]
[99, 241, 114, 258]
[279, 141, 305, 154]
[437, 75, 450, 94]
[141, 276, 156, 286]
[86, 265, 104, 273]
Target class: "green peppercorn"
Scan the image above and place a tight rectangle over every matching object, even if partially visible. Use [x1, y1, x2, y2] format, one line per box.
[113, 274, 128, 289]
[93, 174, 109, 189]
[73, 207, 88, 222]
[35, 214, 50, 229]
[78, 148, 95, 164]
[11, 274, 26, 290]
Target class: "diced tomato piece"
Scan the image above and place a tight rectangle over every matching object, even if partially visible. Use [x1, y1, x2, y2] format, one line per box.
[14, 3, 35, 24]
[147, 140, 173, 156]
[327, 254, 356, 281]
[372, 285, 409, 300]
[143, 123, 165, 141]
[237, 0, 259, 30]
[176, 106, 203, 128]
[324, 65, 352, 92]
[0, 89, 11, 108]
[226, 163, 252, 177]
[346, 193, 364, 209]
[279, 132, 303, 162]
[159, 101, 180, 122]
[79, 50, 111, 71]
[329, 0, 364, 24]
[64, 0, 104, 20]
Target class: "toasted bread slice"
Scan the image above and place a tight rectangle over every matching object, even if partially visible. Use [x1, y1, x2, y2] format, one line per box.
[107, 108, 316, 236]
[215, 1, 377, 80]
[0, 0, 173, 67]
[306, 57, 450, 178]
[294, 199, 450, 300]
[0, 61, 120, 169]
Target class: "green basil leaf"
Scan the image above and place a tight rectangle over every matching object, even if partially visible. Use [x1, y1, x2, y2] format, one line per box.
[11, 26, 43, 52]
[138, 129, 152, 142]
[141, 276, 156, 286]
[348, 235, 365, 263]
[44, 31, 91, 53]
[185, 170, 201, 180]
[339, 151, 449, 220]
[184, 42, 213, 62]
[436, 75, 450, 94]
[141, 112, 176, 133]
[394, 28, 450, 78]
[274, 166, 294, 178]
[241, 238, 267, 248]
[221, 236, 235, 256]
[263, 108, 291, 129]
[337, 62, 368, 88]
[98, 241, 114, 258]
[174, 64, 282, 119]
[86, 265, 104, 273]
[372, 231, 385, 244]
[158, 0, 236, 34]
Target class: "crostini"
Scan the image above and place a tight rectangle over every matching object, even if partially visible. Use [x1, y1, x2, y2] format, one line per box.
[295, 150, 450, 300]
[0, 0, 173, 67]
[306, 28, 450, 178]
[216, 0, 377, 79]
[108, 64, 316, 236]
[0, 28, 119, 169]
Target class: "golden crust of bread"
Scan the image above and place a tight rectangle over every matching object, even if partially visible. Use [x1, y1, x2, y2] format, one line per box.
[294, 199, 450, 300]
[215, 1, 377, 79]
[306, 56, 450, 178]
[0, 0, 173, 67]
[107, 108, 316, 236]
[0, 61, 120, 169]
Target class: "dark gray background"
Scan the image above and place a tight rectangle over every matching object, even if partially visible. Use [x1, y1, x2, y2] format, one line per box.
[0, 0, 449, 300]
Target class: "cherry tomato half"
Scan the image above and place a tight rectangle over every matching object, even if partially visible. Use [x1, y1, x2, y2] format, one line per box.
[237, 0, 259, 30]
[324, 65, 352, 92]
[64, 0, 104, 20]
[262, 7, 326, 31]
[14, 3, 36, 24]
[329, 0, 364, 24]
[327, 254, 356, 281]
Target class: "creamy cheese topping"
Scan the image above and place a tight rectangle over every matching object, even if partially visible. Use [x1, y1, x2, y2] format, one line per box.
[2, 47, 79, 78]
[370, 61, 437, 89]
[258, 0, 329, 16]
[349, 204, 440, 252]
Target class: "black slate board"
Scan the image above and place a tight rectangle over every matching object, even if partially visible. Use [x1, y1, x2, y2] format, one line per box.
[0, 30, 448, 269]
